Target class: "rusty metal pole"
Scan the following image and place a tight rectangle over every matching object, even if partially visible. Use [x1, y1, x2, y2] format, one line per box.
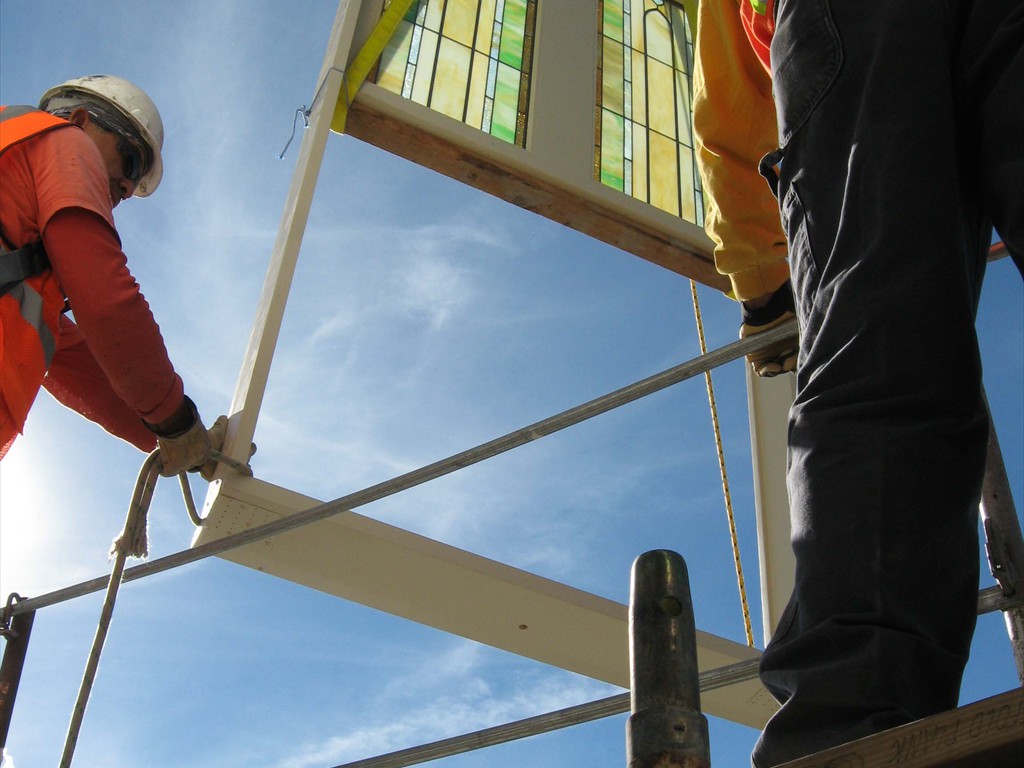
[979, 399, 1024, 684]
[626, 550, 711, 768]
[0, 605, 35, 750]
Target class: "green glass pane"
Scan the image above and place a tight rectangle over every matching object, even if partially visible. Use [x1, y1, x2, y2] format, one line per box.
[499, 0, 527, 69]
[600, 109, 625, 190]
[603, 0, 624, 44]
[491, 62, 520, 143]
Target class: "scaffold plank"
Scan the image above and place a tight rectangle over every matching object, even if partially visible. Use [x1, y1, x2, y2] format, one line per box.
[775, 688, 1023, 768]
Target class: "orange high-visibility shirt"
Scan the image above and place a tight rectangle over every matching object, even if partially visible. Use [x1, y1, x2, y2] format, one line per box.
[0, 106, 182, 457]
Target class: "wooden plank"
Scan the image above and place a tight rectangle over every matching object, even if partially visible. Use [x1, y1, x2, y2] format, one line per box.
[343, 100, 730, 291]
[776, 688, 1024, 768]
[193, 476, 777, 729]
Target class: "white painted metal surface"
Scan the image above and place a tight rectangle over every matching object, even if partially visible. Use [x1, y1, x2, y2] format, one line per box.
[746, 367, 797, 644]
[195, 476, 778, 729]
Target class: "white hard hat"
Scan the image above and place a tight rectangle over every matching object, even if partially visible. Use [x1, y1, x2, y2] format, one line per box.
[39, 75, 164, 196]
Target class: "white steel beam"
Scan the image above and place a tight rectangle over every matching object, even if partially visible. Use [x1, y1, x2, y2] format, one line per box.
[194, 475, 778, 729]
[746, 368, 797, 644]
[216, 0, 363, 471]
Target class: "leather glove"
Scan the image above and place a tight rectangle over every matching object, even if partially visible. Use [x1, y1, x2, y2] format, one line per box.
[155, 416, 212, 477]
[196, 415, 228, 481]
[740, 280, 798, 377]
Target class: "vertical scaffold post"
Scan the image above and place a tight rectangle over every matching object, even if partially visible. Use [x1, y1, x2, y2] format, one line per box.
[0, 603, 35, 750]
[626, 550, 711, 768]
[979, 402, 1024, 683]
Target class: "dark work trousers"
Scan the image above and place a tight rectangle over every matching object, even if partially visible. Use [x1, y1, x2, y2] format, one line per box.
[752, 0, 1024, 765]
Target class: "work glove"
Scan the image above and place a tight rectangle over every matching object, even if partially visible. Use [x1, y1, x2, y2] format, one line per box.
[740, 281, 798, 377]
[154, 412, 212, 479]
[196, 415, 229, 481]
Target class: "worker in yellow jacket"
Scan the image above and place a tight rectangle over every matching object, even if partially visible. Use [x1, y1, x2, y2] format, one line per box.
[693, 1, 1023, 765]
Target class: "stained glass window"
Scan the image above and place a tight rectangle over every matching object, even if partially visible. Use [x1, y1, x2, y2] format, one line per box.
[374, 0, 537, 147]
[597, 0, 703, 225]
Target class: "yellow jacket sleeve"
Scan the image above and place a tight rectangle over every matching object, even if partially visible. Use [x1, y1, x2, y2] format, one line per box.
[693, 0, 789, 301]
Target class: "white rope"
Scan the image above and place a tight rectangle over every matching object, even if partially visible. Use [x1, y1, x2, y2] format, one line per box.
[59, 451, 161, 767]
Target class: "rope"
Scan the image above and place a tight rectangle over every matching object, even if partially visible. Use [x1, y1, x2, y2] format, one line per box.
[689, 280, 755, 648]
[59, 451, 162, 768]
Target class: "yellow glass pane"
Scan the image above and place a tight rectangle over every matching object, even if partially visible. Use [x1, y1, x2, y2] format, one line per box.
[424, 0, 443, 32]
[629, 0, 645, 54]
[645, 6, 673, 67]
[443, 0, 478, 47]
[466, 51, 490, 129]
[476, 0, 497, 53]
[631, 123, 648, 203]
[674, 67, 692, 146]
[631, 49, 647, 125]
[678, 146, 696, 221]
[602, 38, 625, 117]
[646, 58, 675, 138]
[648, 130, 679, 216]
[411, 28, 438, 105]
[378, 19, 415, 95]
[433, 38, 472, 120]
[670, 2, 689, 74]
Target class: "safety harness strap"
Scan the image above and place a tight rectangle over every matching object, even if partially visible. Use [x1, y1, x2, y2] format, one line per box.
[0, 240, 51, 298]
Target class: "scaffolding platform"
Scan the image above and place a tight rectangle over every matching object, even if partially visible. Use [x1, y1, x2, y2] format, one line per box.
[776, 688, 1023, 768]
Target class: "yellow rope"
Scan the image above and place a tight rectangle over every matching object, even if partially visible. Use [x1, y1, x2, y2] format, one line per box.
[689, 280, 755, 648]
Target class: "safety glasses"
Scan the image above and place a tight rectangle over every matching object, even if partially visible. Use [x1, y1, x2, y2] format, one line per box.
[85, 109, 150, 184]
[114, 135, 146, 184]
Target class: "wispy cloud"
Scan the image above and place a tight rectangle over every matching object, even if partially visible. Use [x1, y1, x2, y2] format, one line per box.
[273, 642, 619, 768]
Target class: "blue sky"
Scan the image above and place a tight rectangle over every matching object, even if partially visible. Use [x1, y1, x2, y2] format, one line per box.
[1, 2, 1021, 767]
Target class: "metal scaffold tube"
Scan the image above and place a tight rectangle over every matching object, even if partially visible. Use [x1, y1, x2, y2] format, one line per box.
[626, 550, 710, 768]
[7, 321, 797, 619]
[979, 397, 1024, 683]
[326, 661, 759, 768]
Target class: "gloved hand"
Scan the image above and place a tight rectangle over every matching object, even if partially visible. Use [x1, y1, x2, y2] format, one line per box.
[740, 281, 798, 377]
[196, 415, 229, 481]
[155, 414, 212, 477]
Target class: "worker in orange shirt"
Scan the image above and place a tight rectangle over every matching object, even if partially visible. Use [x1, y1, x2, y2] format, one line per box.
[1, 75, 223, 476]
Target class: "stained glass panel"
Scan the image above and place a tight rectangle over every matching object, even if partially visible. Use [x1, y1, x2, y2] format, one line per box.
[596, 0, 704, 226]
[375, 0, 537, 147]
